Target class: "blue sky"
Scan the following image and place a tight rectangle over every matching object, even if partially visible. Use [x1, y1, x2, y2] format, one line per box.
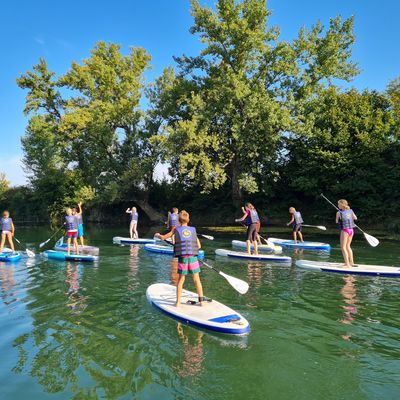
[1, 0, 399, 185]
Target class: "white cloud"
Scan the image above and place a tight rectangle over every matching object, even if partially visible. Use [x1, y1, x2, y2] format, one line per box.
[0, 155, 27, 186]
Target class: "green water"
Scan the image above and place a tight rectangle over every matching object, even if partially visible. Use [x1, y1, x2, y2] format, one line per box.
[1, 227, 400, 400]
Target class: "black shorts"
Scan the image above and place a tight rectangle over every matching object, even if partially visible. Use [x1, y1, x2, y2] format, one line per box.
[246, 224, 258, 242]
[292, 223, 302, 232]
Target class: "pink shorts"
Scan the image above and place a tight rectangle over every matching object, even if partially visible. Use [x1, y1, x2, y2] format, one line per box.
[342, 228, 354, 236]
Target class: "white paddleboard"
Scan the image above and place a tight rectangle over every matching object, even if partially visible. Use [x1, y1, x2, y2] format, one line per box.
[215, 248, 291, 263]
[113, 237, 156, 245]
[296, 260, 400, 277]
[269, 238, 331, 251]
[231, 240, 282, 254]
[146, 283, 250, 335]
[54, 243, 100, 255]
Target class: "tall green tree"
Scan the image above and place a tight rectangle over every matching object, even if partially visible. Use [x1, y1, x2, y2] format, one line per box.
[157, 0, 358, 204]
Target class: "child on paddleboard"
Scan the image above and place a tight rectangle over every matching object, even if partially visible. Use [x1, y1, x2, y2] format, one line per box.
[75, 202, 85, 246]
[64, 208, 79, 255]
[336, 199, 357, 268]
[287, 207, 304, 242]
[157, 210, 208, 307]
[235, 203, 259, 255]
[166, 207, 179, 233]
[126, 207, 139, 239]
[0, 211, 15, 254]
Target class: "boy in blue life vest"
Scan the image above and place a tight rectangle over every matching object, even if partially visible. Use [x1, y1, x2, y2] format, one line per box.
[287, 207, 304, 242]
[126, 206, 139, 239]
[0, 210, 15, 254]
[166, 207, 179, 233]
[64, 208, 79, 255]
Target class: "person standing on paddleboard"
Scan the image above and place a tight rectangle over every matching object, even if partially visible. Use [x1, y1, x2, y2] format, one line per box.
[336, 199, 357, 268]
[75, 202, 85, 247]
[64, 208, 79, 255]
[0, 211, 15, 254]
[126, 207, 139, 239]
[235, 203, 259, 255]
[287, 207, 304, 242]
[166, 207, 179, 233]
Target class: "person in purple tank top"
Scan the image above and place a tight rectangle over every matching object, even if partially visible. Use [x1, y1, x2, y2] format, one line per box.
[126, 206, 139, 239]
[0, 210, 15, 254]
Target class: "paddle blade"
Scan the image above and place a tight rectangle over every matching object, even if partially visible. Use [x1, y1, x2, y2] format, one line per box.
[364, 232, 379, 247]
[219, 271, 249, 294]
[39, 239, 49, 248]
[317, 226, 327, 231]
[26, 249, 35, 258]
[201, 234, 214, 240]
[14, 237, 21, 244]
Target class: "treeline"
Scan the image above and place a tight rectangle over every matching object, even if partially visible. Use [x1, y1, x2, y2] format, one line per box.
[3, 0, 400, 227]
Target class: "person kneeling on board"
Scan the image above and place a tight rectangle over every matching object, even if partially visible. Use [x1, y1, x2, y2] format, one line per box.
[287, 207, 304, 243]
[156, 210, 210, 307]
[235, 203, 259, 255]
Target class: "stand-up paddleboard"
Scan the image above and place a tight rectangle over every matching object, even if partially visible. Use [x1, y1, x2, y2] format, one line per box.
[269, 238, 331, 251]
[215, 249, 291, 263]
[113, 237, 156, 245]
[296, 260, 400, 277]
[231, 240, 282, 254]
[43, 250, 98, 262]
[154, 236, 172, 243]
[144, 244, 205, 259]
[146, 283, 250, 335]
[0, 251, 22, 262]
[54, 243, 100, 255]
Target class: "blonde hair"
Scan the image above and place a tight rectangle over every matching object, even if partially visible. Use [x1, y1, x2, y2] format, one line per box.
[245, 202, 254, 210]
[289, 207, 296, 213]
[338, 199, 350, 210]
[179, 210, 190, 224]
[132, 207, 137, 213]
[172, 207, 178, 213]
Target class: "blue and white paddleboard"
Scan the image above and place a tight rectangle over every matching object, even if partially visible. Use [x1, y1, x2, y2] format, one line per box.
[215, 248, 291, 263]
[231, 240, 282, 254]
[0, 251, 22, 262]
[269, 238, 331, 251]
[43, 250, 98, 262]
[113, 237, 156, 245]
[146, 283, 250, 335]
[296, 260, 400, 277]
[54, 243, 100, 255]
[144, 244, 205, 259]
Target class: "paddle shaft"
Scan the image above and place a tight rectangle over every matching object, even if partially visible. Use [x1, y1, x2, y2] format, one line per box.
[40, 225, 65, 247]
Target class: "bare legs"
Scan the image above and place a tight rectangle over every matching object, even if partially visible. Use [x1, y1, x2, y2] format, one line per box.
[293, 230, 304, 242]
[0, 233, 14, 254]
[340, 231, 354, 267]
[175, 273, 203, 307]
[129, 222, 138, 239]
[67, 237, 79, 255]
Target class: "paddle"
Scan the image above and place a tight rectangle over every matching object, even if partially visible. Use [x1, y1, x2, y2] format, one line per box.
[302, 224, 327, 231]
[39, 225, 65, 248]
[258, 234, 276, 248]
[160, 239, 249, 294]
[13, 237, 35, 258]
[320, 193, 379, 247]
[200, 260, 249, 295]
[199, 234, 214, 240]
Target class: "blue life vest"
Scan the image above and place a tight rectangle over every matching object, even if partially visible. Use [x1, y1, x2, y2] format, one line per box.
[65, 215, 78, 231]
[338, 209, 355, 229]
[131, 212, 138, 222]
[169, 213, 179, 227]
[174, 226, 199, 256]
[246, 209, 260, 226]
[1, 217, 12, 231]
[294, 211, 303, 225]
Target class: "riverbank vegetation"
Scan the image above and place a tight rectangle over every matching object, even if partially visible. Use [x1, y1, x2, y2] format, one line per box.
[2, 0, 399, 228]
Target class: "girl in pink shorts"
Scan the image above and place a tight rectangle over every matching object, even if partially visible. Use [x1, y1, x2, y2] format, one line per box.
[336, 199, 358, 268]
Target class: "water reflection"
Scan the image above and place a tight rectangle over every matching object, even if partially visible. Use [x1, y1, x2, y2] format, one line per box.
[0, 264, 16, 306]
[128, 245, 140, 290]
[65, 263, 87, 314]
[175, 322, 205, 379]
[338, 275, 358, 341]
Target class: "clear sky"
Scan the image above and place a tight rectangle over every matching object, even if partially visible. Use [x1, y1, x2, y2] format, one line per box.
[1, 0, 399, 185]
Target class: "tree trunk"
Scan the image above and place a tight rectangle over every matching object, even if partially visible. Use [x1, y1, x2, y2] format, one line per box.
[231, 156, 242, 206]
[135, 199, 165, 224]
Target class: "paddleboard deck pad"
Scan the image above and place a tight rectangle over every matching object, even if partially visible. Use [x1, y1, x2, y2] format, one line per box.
[269, 238, 331, 251]
[231, 240, 282, 254]
[144, 244, 205, 259]
[54, 243, 99, 255]
[43, 250, 98, 262]
[113, 237, 156, 245]
[296, 260, 400, 277]
[0, 252, 22, 262]
[215, 249, 291, 263]
[146, 283, 250, 335]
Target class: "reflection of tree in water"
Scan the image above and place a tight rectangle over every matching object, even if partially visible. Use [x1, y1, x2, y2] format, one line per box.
[0, 264, 16, 306]
[11, 260, 181, 398]
[175, 323, 205, 379]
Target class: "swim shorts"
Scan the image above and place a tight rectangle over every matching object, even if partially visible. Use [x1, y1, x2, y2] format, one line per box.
[178, 255, 201, 275]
